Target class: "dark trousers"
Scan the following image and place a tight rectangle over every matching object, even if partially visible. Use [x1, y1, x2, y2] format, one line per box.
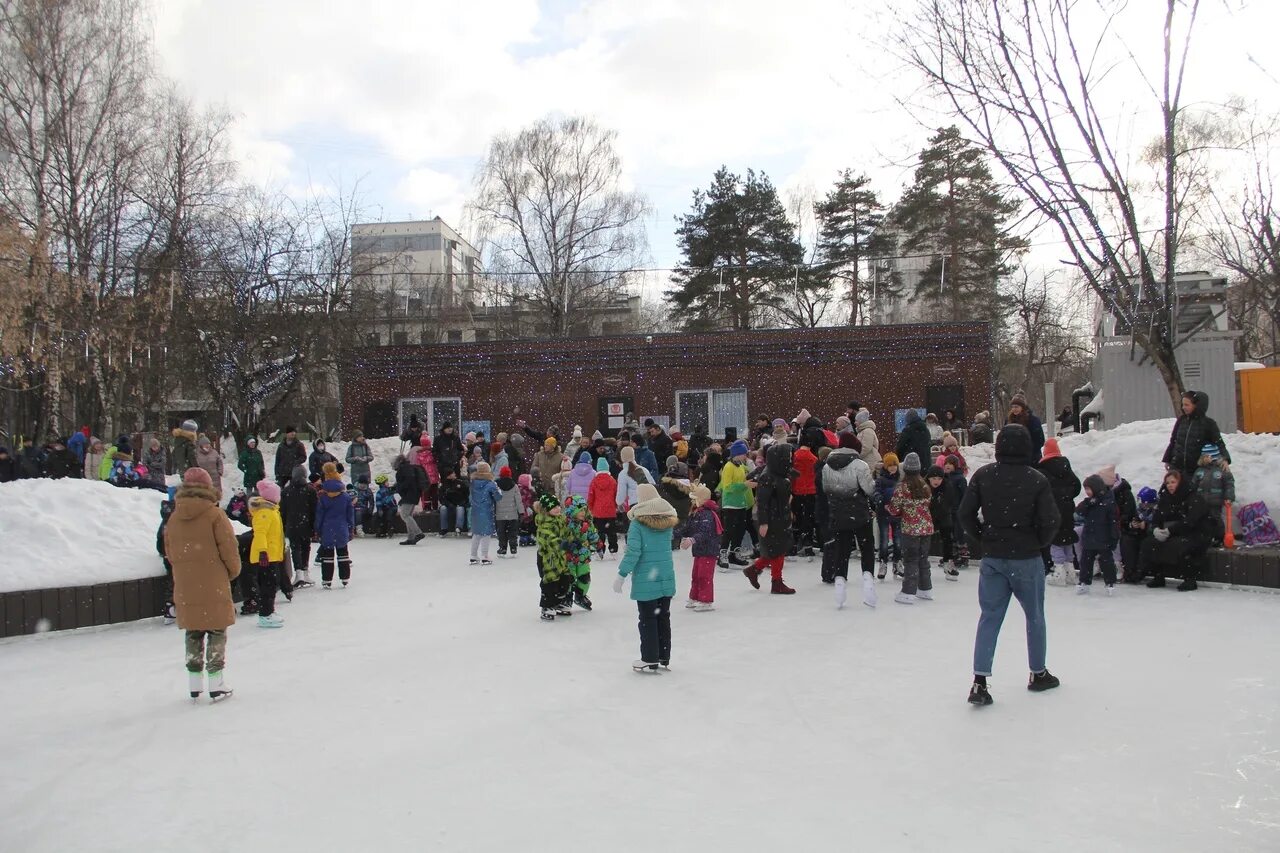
[375, 505, 397, 535]
[792, 494, 817, 547]
[1140, 536, 1204, 581]
[935, 528, 954, 563]
[257, 562, 279, 616]
[539, 565, 571, 610]
[721, 508, 756, 554]
[289, 533, 311, 577]
[1119, 534, 1143, 582]
[824, 525, 876, 581]
[637, 596, 672, 665]
[496, 518, 520, 554]
[1079, 548, 1117, 585]
[318, 545, 351, 583]
[594, 517, 618, 553]
[239, 562, 259, 606]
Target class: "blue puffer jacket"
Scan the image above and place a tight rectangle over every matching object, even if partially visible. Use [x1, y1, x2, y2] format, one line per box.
[314, 478, 354, 548]
[469, 474, 501, 537]
[617, 510, 679, 602]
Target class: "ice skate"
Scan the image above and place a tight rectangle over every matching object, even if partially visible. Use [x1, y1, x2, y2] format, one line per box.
[188, 671, 203, 700]
[207, 671, 233, 702]
[480, 559, 493, 566]
[574, 591, 593, 611]
[1028, 669, 1061, 692]
[834, 576, 847, 609]
[1177, 579, 1198, 591]
[916, 589, 934, 601]
[341, 580, 348, 587]
[770, 577, 795, 595]
[685, 599, 697, 609]
[469, 558, 480, 565]
[894, 592, 916, 605]
[717, 550, 732, 571]
[540, 608, 556, 622]
[294, 570, 315, 589]
[892, 560, 904, 579]
[1075, 583, 1090, 595]
[1105, 584, 1115, 596]
[943, 564, 959, 581]
[659, 660, 671, 670]
[876, 560, 887, 580]
[632, 660, 659, 673]
[555, 605, 573, 617]
[164, 603, 176, 625]
[861, 573, 877, 608]
[258, 613, 283, 628]
[691, 602, 715, 612]
[239, 600, 258, 616]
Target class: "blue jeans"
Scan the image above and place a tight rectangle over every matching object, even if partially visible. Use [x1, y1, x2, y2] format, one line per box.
[876, 515, 900, 562]
[973, 556, 1047, 677]
[440, 505, 466, 533]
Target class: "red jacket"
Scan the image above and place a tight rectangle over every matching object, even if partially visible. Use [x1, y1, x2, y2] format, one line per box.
[792, 446, 817, 496]
[587, 472, 618, 518]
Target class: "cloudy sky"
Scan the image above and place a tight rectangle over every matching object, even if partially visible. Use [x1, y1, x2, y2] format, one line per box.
[151, 0, 1280, 281]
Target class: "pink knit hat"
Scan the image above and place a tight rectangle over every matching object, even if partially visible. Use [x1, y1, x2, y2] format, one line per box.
[183, 467, 212, 486]
[256, 479, 281, 503]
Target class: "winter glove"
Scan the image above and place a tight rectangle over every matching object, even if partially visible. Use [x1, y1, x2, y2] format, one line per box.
[1152, 527, 1170, 542]
[612, 574, 626, 594]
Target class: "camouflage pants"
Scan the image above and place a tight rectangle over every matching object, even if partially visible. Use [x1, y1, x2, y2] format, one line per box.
[185, 630, 227, 674]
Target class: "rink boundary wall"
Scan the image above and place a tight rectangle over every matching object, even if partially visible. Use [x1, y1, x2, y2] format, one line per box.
[0, 575, 169, 638]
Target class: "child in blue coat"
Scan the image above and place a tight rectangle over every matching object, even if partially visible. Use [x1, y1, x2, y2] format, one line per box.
[314, 462, 354, 588]
[468, 462, 501, 565]
[1074, 474, 1119, 594]
[374, 474, 397, 538]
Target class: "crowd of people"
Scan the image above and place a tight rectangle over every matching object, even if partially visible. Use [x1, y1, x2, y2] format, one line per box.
[8, 388, 1235, 701]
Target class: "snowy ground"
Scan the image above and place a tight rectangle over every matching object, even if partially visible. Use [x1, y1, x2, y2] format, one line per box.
[2, 536, 1277, 852]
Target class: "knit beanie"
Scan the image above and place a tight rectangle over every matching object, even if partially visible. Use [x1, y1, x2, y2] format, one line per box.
[882, 452, 900, 468]
[256, 479, 281, 503]
[691, 484, 712, 505]
[181, 419, 198, 432]
[1011, 393, 1028, 409]
[182, 467, 212, 486]
[926, 465, 945, 479]
[855, 409, 870, 426]
[1041, 437, 1062, 461]
[476, 462, 492, 475]
[1201, 443, 1221, 461]
[729, 440, 749, 458]
[499, 466, 512, 478]
[636, 483, 660, 503]
[666, 455, 679, 471]
[323, 462, 339, 480]
[544, 437, 557, 450]
[596, 457, 610, 473]
[518, 473, 532, 488]
[620, 446, 636, 464]
[902, 452, 922, 473]
[537, 493, 559, 512]
[772, 418, 788, 429]
[838, 432, 862, 452]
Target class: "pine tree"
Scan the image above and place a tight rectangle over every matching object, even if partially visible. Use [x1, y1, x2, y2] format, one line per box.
[892, 126, 1026, 322]
[814, 170, 895, 324]
[667, 167, 805, 330]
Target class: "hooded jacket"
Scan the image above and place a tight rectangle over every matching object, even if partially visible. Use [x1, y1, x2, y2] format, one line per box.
[755, 443, 795, 558]
[856, 419, 881, 468]
[822, 448, 876, 530]
[677, 500, 722, 558]
[171, 427, 197, 473]
[959, 425, 1060, 559]
[238, 443, 265, 486]
[1163, 391, 1230, 474]
[345, 439, 374, 483]
[588, 468, 618, 518]
[194, 441, 224, 494]
[469, 470, 501, 536]
[275, 436, 307, 480]
[395, 457, 428, 506]
[1150, 474, 1214, 548]
[314, 477, 355, 547]
[249, 495, 285, 562]
[1075, 476, 1118, 551]
[308, 445, 337, 480]
[495, 474, 524, 521]
[565, 458, 596, 501]
[792, 446, 818, 496]
[717, 458, 753, 510]
[163, 482, 242, 631]
[280, 466, 318, 537]
[433, 428, 464, 476]
[1037, 455, 1082, 546]
[658, 474, 693, 522]
[698, 449, 722, 494]
[634, 444, 661, 483]
[895, 411, 933, 467]
[618, 496, 679, 602]
[615, 460, 654, 509]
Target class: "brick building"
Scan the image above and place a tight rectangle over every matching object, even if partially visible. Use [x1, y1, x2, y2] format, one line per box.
[339, 322, 993, 448]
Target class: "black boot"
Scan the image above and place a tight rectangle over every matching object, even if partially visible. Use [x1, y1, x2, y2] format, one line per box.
[1176, 578, 1198, 591]
[1147, 576, 1167, 588]
[968, 679, 993, 706]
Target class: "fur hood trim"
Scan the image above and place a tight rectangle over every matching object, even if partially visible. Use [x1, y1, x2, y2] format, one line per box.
[249, 495, 279, 510]
[631, 513, 680, 530]
[172, 427, 197, 442]
[660, 476, 692, 493]
[176, 483, 219, 503]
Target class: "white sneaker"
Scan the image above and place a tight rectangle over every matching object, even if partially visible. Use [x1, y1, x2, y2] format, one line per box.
[894, 592, 916, 605]
[861, 572, 877, 608]
[834, 576, 848, 609]
[916, 589, 934, 601]
[1076, 584, 1090, 595]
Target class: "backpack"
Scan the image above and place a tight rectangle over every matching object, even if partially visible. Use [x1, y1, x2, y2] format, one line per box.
[1238, 501, 1280, 547]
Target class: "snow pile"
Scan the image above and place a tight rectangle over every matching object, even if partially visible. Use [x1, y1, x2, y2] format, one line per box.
[961, 418, 1280, 512]
[216, 435, 409, 493]
[0, 479, 169, 592]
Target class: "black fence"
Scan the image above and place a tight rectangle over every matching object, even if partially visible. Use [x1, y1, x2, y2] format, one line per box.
[0, 576, 169, 639]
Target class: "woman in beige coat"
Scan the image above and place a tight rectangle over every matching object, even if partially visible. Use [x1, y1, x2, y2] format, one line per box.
[164, 467, 242, 701]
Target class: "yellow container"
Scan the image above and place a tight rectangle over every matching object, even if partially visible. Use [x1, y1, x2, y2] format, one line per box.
[1238, 367, 1280, 434]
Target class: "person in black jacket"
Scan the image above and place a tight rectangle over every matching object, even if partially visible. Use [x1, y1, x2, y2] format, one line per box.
[926, 465, 957, 578]
[1037, 438, 1082, 580]
[400, 414, 424, 449]
[43, 438, 80, 479]
[433, 423, 464, 478]
[395, 455, 429, 545]
[744, 442, 796, 595]
[895, 409, 933, 466]
[438, 468, 469, 535]
[1162, 390, 1230, 475]
[1141, 469, 1214, 591]
[960, 424, 1062, 706]
[274, 427, 308, 486]
[280, 465, 318, 587]
[1006, 394, 1046, 462]
[1075, 474, 1119, 592]
[0, 445, 20, 482]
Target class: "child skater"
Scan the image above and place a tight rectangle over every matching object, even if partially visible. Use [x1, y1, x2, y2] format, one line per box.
[679, 484, 722, 611]
[888, 453, 934, 604]
[373, 474, 397, 538]
[874, 452, 902, 579]
[314, 463, 354, 588]
[535, 493, 572, 621]
[563, 494, 600, 610]
[588, 457, 619, 558]
[468, 461, 501, 565]
[1075, 474, 1120, 595]
[249, 479, 286, 627]
[518, 473, 537, 548]
[612, 483, 679, 672]
[494, 466, 524, 558]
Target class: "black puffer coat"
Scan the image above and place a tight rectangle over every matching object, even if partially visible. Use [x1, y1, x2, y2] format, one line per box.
[754, 443, 795, 558]
[280, 467, 318, 538]
[959, 425, 1060, 560]
[1037, 455, 1082, 546]
[1151, 475, 1213, 548]
[433, 428, 464, 476]
[895, 411, 933, 466]
[1162, 391, 1230, 474]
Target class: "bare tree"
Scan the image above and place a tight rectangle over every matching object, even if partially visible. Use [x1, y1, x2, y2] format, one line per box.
[898, 0, 1204, 411]
[470, 115, 649, 338]
[995, 269, 1093, 413]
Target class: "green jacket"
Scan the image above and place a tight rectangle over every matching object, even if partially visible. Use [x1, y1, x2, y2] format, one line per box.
[238, 447, 265, 487]
[98, 446, 119, 481]
[617, 514, 679, 602]
[535, 510, 570, 581]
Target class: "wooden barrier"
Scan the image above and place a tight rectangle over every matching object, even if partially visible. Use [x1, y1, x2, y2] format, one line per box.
[0, 576, 170, 639]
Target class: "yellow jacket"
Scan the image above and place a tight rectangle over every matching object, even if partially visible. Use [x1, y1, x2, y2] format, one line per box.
[249, 497, 285, 563]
